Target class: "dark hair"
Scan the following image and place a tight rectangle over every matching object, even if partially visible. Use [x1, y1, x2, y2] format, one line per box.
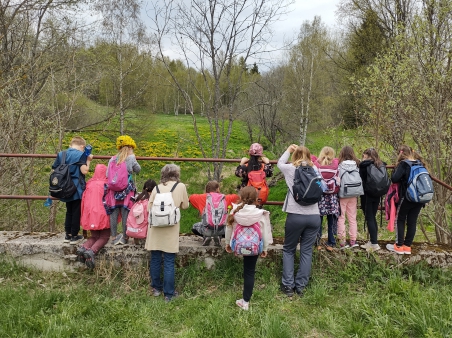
[338, 146, 360, 165]
[135, 179, 157, 202]
[363, 148, 383, 167]
[227, 186, 258, 226]
[205, 181, 220, 193]
[247, 155, 263, 173]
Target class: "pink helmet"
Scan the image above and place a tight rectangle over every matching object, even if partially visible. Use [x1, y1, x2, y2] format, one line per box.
[249, 143, 263, 156]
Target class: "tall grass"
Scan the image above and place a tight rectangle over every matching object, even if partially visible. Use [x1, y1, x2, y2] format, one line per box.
[1, 254, 451, 337]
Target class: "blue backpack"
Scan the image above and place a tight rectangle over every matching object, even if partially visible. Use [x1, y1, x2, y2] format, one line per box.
[405, 160, 434, 203]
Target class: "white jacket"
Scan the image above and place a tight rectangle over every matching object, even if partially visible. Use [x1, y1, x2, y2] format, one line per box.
[225, 204, 273, 252]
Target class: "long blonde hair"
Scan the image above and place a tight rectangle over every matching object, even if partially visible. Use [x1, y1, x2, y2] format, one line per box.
[292, 146, 313, 167]
[318, 146, 335, 166]
[116, 146, 130, 164]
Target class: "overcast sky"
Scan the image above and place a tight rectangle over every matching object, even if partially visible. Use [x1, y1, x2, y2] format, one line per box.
[141, 0, 341, 69]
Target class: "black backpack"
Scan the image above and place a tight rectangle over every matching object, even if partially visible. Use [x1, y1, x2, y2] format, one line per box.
[365, 163, 390, 197]
[292, 165, 323, 206]
[49, 151, 77, 199]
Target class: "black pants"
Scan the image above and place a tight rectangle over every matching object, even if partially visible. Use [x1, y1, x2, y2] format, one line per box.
[396, 197, 423, 247]
[243, 255, 259, 302]
[65, 199, 81, 237]
[362, 195, 380, 244]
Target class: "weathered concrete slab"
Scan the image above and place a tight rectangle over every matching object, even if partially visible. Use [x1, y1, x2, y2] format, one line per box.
[1, 231, 451, 271]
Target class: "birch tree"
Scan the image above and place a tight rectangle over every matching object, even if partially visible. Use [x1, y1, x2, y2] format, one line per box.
[148, 0, 292, 180]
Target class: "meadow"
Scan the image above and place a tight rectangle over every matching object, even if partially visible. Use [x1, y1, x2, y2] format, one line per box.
[1, 252, 451, 337]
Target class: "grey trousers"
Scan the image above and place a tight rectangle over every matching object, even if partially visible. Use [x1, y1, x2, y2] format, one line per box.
[110, 207, 129, 238]
[281, 213, 321, 290]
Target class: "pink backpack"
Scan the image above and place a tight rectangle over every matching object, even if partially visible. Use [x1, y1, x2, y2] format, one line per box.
[107, 156, 129, 191]
[230, 222, 263, 256]
[202, 193, 228, 233]
[318, 167, 340, 194]
[126, 199, 149, 239]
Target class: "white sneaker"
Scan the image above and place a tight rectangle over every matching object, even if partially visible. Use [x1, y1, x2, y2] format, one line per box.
[360, 241, 373, 250]
[368, 244, 381, 252]
[236, 299, 249, 311]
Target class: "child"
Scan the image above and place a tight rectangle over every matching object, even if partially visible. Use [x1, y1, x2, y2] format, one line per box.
[104, 135, 141, 245]
[359, 148, 385, 252]
[337, 146, 362, 249]
[225, 186, 271, 310]
[77, 164, 110, 269]
[235, 143, 273, 205]
[386, 145, 427, 255]
[277, 144, 321, 297]
[189, 181, 239, 246]
[52, 136, 93, 245]
[312, 146, 340, 251]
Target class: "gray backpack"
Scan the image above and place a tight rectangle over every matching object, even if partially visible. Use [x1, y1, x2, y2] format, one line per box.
[339, 166, 364, 198]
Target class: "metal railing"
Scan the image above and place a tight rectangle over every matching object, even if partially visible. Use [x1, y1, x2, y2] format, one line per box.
[0, 154, 451, 205]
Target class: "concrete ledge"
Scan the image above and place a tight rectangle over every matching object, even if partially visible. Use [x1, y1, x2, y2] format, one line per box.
[1, 232, 451, 271]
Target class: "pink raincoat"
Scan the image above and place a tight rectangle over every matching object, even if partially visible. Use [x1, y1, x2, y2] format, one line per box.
[81, 164, 110, 231]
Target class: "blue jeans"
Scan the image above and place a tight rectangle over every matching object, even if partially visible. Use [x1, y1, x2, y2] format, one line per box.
[316, 215, 337, 246]
[149, 250, 176, 298]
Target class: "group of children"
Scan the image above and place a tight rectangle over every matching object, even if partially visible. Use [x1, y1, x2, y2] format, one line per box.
[51, 137, 430, 309]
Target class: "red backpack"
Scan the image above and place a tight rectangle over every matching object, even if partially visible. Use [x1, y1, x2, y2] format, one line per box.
[247, 164, 269, 204]
[126, 199, 149, 239]
[107, 156, 129, 191]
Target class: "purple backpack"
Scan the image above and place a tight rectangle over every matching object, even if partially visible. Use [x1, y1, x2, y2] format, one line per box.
[231, 222, 263, 256]
[107, 156, 129, 191]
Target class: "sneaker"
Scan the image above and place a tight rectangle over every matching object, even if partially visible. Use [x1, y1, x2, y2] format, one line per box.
[164, 291, 179, 303]
[340, 241, 350, 250]
[386, 243, 405, 255]
[63, 234, 71, 243]
[403, 245, 411, 255]
[76, 246, 86, 263]
[151, 288, 162, 297]
[213, 236, 221, 247]
[294, 287, 304, 296]
[236, 299, 249, 310]
[360, 241, 372, 250]
[112, 234, 127, 245]
[202, 237, 212, 246]
[325, 245, 334, 252]
[70, 235, 84, 245]
[83, 249, 95, 267]
[349, 240, 359, 248]
[280, 284, 294, 297]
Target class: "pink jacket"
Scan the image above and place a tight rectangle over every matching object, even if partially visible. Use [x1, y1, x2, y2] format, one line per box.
[81, 164, 110, 230]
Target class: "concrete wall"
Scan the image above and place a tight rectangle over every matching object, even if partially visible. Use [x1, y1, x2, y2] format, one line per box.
[1, 232, 452, 271]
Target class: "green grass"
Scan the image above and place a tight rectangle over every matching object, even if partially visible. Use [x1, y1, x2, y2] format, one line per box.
[1, 255, 452, 337]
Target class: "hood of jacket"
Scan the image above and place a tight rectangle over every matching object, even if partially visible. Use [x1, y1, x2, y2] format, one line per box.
[339, 160, 358, 171]
[359, 159, 374, 169]
[232, 204, 265, 226]
[92, 164, 107, 181]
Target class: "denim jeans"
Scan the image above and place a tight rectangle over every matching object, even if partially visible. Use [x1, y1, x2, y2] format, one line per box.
[320, 214, 337, 246]
[149, 250, 176, 298]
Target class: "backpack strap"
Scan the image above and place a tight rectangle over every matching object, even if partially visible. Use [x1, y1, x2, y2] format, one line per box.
[170, 182, 179, 192]
[61, 151, 67, 165]
[156, 185, 160, 194]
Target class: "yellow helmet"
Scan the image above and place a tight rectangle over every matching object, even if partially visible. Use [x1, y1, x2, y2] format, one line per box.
[116, 135, 137, 150]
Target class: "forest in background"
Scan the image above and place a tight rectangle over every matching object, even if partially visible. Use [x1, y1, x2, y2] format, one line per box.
[0, 0, 451, 244]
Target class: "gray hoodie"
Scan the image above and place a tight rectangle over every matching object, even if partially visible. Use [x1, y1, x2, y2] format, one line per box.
[225, 204, 272, 252]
